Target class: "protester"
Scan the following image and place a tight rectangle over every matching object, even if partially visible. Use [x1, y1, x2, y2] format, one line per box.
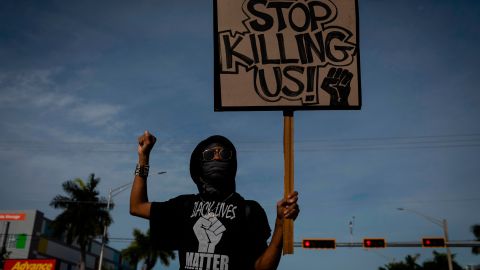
[130, 131, 299, 270]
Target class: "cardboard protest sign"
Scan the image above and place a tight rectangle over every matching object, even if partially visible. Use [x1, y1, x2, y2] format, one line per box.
[214, 0, 361, 111]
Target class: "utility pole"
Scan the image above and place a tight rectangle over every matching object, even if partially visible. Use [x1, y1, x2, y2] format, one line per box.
[1, 222, 10, 264]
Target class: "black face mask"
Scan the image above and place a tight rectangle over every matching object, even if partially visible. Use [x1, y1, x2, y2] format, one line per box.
[199, 160, 235, 199]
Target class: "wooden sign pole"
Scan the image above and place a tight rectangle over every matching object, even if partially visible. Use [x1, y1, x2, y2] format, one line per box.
[283, 110, 294, 254]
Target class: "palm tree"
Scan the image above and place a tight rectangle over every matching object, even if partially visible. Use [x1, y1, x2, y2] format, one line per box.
[471, 224, 480, 255]
[422, 251, 463, 270]
[378, 254, 421, 270]
[379, 252, 465, 270]
[404, 254, 422, 270]
[121, 229, 175, 270]
[50, 174, 112, 270]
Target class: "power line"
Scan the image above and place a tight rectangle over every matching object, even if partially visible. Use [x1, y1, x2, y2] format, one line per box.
[285, 197, 480, 209]
[0, 134, 479, 153]
[1, 133, 479, 145]
[297, 241, 480, 248]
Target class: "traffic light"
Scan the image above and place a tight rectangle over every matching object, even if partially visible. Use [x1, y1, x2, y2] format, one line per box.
[422, 237, 446, 247]
[302, 239, 336, 249]
[363, 238, 386, 248]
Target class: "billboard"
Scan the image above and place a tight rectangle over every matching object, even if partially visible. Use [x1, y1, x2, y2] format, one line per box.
[214, 0, 361, 111]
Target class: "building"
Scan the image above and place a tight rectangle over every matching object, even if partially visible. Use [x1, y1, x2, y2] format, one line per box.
[0, 210, 132, 270]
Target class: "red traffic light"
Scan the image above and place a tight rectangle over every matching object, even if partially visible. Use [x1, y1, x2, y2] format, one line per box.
[363, 238, 386, 248]
[422, 237, 445, 248]
[302, 239, 336, 249]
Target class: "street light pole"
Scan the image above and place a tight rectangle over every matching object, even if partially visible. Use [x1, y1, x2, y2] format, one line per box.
[397, 208, 453, 270]
[98, 182, 130, 270]
[442, 218, 454, 270]
[97, 171, 166, 270]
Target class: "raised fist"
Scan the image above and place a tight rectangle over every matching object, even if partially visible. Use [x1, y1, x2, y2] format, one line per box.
[193, 214, 226, 253]
[137, 131, 156, 158]
[321, 67, 353, 106]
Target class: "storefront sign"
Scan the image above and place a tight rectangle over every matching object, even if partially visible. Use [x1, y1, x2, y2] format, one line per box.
[0, 213, 26, 221]
[3, 260, 56, 270]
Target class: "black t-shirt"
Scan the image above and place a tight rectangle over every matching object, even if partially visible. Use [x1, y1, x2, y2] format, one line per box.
[150, 193, 271, 270]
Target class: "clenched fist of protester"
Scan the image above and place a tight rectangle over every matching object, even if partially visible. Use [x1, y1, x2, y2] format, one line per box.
[137, 131, 156, 164]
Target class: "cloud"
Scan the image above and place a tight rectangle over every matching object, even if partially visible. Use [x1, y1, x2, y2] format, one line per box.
[33, 92, 76, 108]
[69, 102, 123, 128]
[0, 68, 124, 130]
[0, 68, 78, 109]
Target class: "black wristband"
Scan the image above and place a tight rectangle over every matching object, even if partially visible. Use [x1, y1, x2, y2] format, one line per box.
[135, 164, 149, 178]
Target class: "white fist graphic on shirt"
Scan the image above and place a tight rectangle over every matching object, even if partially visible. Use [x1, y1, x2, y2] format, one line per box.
[193, 214, 226, 253]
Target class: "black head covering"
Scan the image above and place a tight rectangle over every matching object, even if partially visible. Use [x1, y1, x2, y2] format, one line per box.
[190, 135, 237, 199]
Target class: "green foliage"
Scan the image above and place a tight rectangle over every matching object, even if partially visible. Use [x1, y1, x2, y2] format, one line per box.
[50, 174, 112, 270]
[121, 228, 175, 270]
[422, 251, 463, 270]
[471, 224, 480, 255]
[379, 252, 463, 270]
[379, 254, 421, 270]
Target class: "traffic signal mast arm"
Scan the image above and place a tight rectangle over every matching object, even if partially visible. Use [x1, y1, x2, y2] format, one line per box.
[298, 239, 480, 248]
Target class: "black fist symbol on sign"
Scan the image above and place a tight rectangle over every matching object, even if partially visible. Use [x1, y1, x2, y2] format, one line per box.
[321, 68, 353, 106]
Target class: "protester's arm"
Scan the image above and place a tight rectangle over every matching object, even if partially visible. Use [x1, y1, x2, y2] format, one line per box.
[254, 191, 299, 270]
[129, 131, 156, 219]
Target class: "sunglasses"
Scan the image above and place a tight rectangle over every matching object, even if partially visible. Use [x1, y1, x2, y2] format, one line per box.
[202, 147, 233, 161]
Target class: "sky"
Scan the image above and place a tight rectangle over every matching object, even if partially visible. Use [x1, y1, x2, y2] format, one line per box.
[0, 0, 479, 269]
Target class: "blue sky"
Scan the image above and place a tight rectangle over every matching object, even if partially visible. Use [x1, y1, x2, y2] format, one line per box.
[0, 0, 479, 269]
